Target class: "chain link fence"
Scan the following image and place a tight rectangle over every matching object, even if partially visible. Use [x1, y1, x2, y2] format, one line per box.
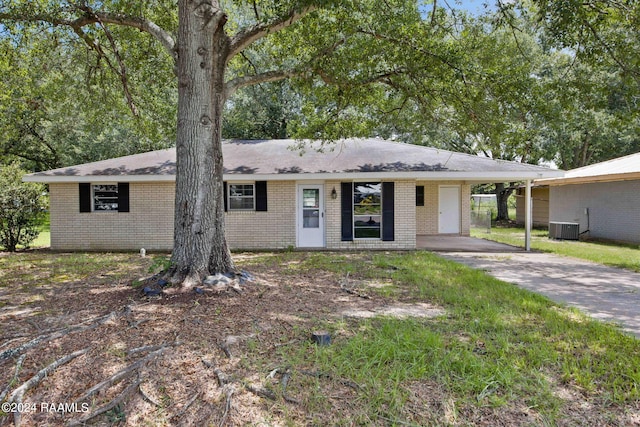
[470, 194, 496, 233]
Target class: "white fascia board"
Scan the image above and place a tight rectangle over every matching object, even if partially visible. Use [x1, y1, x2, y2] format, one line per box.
[23, 174, 176, 183]
[222, 170, 565, 182]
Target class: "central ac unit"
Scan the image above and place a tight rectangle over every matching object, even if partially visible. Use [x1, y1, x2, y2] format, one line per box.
[549, 222, 579, 240]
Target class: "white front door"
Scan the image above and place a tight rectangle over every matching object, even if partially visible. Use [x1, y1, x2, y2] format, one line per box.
[297, 185, 324, 247]
[439, 185, 460, 234]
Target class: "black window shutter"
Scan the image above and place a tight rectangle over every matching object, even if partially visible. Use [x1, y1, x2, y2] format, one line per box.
[416, 185, 425, 207]
[382, 182, 395, 241]
[255, 181, 268, 211]
[117, 183, 130, 212]
[223, 182, 228, 212]
[79, 183, 91, 213]
[341, 182, 353, 241]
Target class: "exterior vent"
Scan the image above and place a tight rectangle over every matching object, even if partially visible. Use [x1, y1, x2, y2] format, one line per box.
[549, 222, 579, 240]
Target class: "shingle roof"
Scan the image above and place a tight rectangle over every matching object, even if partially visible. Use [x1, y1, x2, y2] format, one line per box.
[25, 138, 563, 182]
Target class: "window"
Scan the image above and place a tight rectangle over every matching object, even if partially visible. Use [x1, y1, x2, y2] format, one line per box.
[79, 183, 129, 213]
[228, 184, 255, 210]
[353, 182, 381, 238]
[93, 184, 119, 211]
[416, 185, 425, 206]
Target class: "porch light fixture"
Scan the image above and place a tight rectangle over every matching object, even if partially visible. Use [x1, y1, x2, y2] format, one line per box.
[331, 187, 337, 199]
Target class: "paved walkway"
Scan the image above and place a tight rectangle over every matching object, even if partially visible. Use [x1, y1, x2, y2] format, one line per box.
[438, 250, 640, 338]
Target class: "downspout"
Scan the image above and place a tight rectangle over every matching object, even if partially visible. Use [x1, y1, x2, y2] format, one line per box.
[525, 179, 532, 251]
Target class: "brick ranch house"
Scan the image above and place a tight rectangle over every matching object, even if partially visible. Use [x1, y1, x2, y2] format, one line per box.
[24, 138, 563, 251]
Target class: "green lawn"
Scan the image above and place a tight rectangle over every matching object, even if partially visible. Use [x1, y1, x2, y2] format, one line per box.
[31, 215, 51, 248]
[472, 225, 640, 272]
[259, 251, 640, 424]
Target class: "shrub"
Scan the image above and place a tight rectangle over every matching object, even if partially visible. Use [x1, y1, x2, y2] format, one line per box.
[0, 163, 47, 251]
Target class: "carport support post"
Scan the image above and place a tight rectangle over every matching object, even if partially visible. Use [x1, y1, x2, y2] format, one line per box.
[525, 179, 532, 251]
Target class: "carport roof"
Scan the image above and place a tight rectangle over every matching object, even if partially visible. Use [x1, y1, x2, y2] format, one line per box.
[537, 151, 640, 186]
[25, 138, 564, 183]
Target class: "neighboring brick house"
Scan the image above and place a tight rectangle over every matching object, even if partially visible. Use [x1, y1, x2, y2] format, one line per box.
[24, 138, 562, 251]
[537, 152, 640, 244]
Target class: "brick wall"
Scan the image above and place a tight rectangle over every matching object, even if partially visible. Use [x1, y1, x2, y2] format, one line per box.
[50, 182, 174, 251]
[549, 180, 640, 244]
[225, 181, 296, 249]
[50, 179, 471, 251]
[415, 181, 470, 235]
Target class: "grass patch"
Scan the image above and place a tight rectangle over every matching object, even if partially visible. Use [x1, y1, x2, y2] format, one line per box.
[472, 225, 640, 272]
[0, 252, 150, 288]
[275, 251, 640, 424]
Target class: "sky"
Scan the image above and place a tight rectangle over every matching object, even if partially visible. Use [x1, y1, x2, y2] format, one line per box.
[446, 0, 517, 16]
[451, 0, 498, 15]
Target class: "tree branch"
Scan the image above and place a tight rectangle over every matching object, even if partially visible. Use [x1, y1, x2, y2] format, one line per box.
[75, 12, 176, 61]
[74, 4, 140, 117]
[224, 69, 303, 99]
[581, 17, 639, 81]
[357, 28, 465, 77]
[228, 5, 317, 59]
[0, 9, 176, 62]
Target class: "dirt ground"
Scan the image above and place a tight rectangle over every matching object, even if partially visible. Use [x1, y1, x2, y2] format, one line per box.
[0, 251, 637, 426]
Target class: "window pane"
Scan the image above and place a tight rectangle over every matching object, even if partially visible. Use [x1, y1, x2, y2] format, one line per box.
[303, 209, 320, 228]
[228, 184, 255, 210]
[353, 182, 381, 239]
[93, 184, 118, 211]
[354, 227, 382, 238]
[303, 189, 319, 208]
[230, 197, 254, 210]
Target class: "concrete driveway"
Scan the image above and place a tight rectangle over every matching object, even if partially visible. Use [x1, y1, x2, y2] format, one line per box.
[438, 250, 640, 338]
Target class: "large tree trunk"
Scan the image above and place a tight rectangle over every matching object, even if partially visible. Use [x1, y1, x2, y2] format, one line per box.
[169, 0, 233, 287]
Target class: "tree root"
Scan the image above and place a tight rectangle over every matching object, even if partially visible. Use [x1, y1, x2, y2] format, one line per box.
[0, 311, 118, 362]
[67, 379, 141, 427]
[245, 368, 300, 405]
[172, 391, 200, 421]
[73, 346, 169, 405]
[0, 354, 25, 403]
[0, 336, 30, 352]
[219, 342, 232, 358]
[138, 382, 163, 407]
[339, 272, 370, 299]
[218, 384, 235, 427]
[214, 368, 229, 386]
[245, 383, 277, 401]
[9, 348, 88, 427]
[208, 367, 234, 427]
[127, 343, 171, 356]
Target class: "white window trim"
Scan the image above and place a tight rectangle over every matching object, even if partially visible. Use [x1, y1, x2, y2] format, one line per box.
[227, 182, 256, 211]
